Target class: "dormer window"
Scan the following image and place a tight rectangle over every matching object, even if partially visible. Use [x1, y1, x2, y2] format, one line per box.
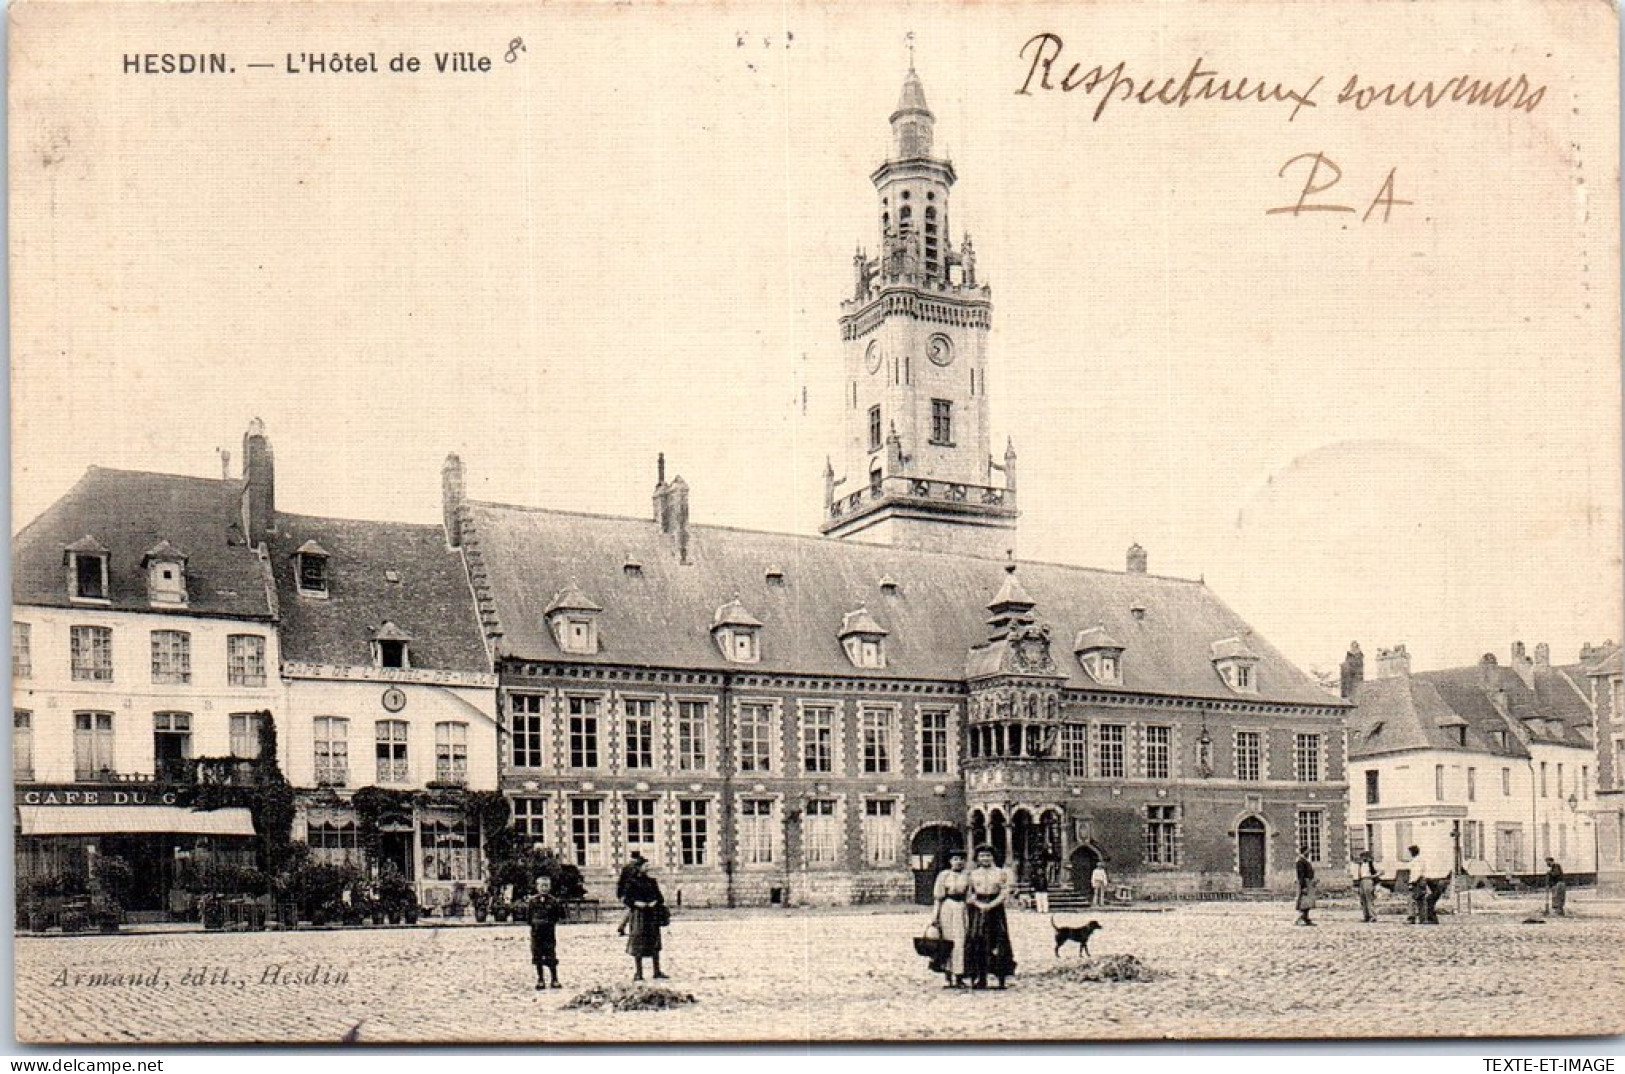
[294, 540, 332, 598]
[64, 536, 110, 602]
[1211, 635, 1261, 695]
[372, 621, 412, 669]
[713, 597, 763, 665]
[839, 607, 889, 670]
[142, 540, 188, 606]
[1074, 626, 1125, 685]
[545, 583, 602, 656]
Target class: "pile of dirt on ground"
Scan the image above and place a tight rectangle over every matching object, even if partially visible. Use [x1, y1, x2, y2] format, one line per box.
[562, 984, 698, 1012]
[1041, 955, 1163, 983]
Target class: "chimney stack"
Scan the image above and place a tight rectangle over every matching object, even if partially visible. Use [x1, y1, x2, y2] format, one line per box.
[240, 418, 275, 541]
[219, 448, 231, 480]
[1510, 640, 1536, 689]
[1479, 652, 1500, 690]
[1534, 642, 1550, 667]
[442, 454, 466, 549]
[652, 456, 690, 564]
[1126, 543, 1148, 574]
[1339, 641, 1365, 699]
[1374, 643, 1411, 680]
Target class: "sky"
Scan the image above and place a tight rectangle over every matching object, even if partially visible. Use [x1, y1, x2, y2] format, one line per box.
[10, 0, 1621, 677]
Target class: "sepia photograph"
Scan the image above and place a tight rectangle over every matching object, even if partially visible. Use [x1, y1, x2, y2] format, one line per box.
[7, 0, 1623, 1045]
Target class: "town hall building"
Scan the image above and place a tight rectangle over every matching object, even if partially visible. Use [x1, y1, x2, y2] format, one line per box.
[446, 65, 1350, 906]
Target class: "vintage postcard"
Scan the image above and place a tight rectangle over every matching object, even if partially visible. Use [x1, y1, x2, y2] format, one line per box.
[8, 0, 1622, 1045]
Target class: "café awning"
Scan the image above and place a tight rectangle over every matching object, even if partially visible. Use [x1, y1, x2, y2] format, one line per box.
[16, 806, 256, 838]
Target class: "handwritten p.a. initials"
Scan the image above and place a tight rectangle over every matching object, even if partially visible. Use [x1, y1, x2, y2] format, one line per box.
[1267, 152, 1412, 222]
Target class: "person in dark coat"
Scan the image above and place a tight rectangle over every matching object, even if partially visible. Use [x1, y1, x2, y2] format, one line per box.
[526, 874, 566, 990]
[614, 851, 646, 937]
[1546, 857, 1567, 917]
[621, 857, 668, 981]
[1294, 849, 1317, 926]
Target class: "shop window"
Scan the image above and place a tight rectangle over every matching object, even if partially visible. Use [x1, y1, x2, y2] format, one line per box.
[420, 815, 482, 882]
[308, 820, 361, 868]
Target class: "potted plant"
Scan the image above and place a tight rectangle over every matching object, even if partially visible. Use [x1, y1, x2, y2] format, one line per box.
[377, 866, 415, 925]
[89, 856, 133, 933]
[471, 887, 491, 923]
[492, 896, 511, 923]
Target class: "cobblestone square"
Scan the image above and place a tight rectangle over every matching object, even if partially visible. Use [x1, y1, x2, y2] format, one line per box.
[15, 897, 1625, 1044]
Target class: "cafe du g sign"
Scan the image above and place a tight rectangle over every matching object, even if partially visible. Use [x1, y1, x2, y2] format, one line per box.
[20, 787, 180, 806]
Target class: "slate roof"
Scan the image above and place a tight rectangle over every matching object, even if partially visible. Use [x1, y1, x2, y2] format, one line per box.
[13, 468, 274, 620]
[464, 501, 1338, 706]
[1349, 661, 1597, 759]
[269, 513, 488, 673]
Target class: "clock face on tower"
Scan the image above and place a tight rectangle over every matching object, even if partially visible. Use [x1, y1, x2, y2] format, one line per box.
[865, 340, 885, 374]
[927, 334, 954, 367]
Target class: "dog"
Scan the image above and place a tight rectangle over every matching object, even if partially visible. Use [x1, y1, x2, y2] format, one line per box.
[1051, 916, 1103, 958]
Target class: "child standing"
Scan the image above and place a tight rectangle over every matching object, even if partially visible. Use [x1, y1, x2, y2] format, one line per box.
[526, 874, 566, 990]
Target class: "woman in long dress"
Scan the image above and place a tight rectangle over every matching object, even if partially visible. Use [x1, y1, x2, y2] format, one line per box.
[621, 858, 669, 981]
[964, 844, 1017, 989]
[931, 848, 970, 988]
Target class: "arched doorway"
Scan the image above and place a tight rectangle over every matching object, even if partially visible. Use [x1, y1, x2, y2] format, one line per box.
[988, 810, 1008, 867]
[1037, 809, 1065, 893]
[1011, 809, 1036, 886]
[1070, 845, 1100, 897]
[1237, 816, 1267, 889]
[910, 824, 965, 905]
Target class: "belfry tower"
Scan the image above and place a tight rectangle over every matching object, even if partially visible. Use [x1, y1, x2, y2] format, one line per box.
[822, 64, 1018, 558]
